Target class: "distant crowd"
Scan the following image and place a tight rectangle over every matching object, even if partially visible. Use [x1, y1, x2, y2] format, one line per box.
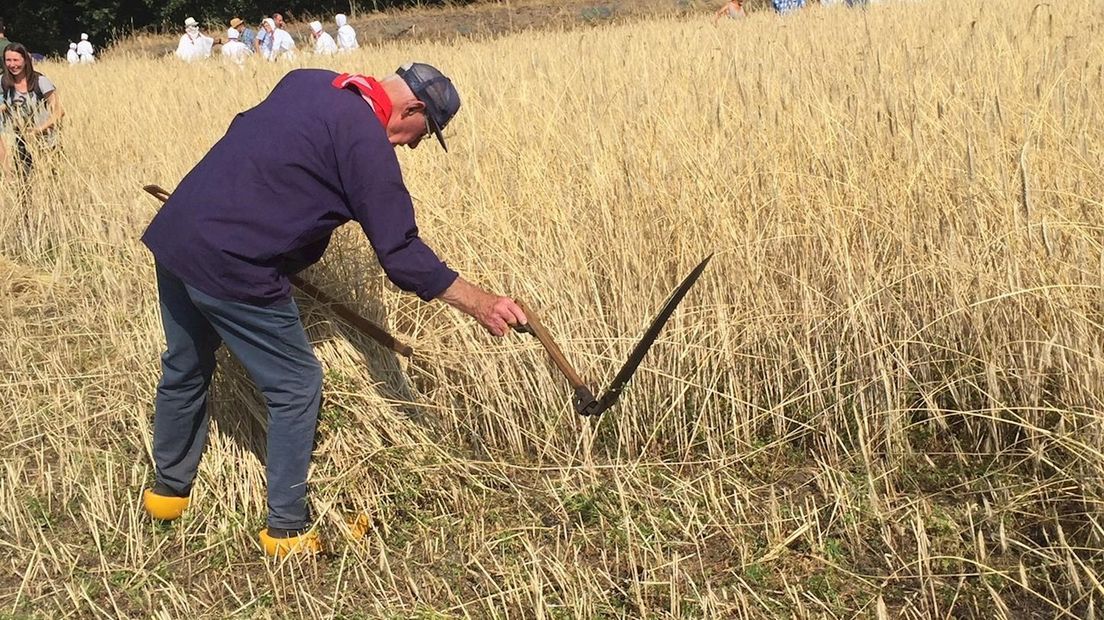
[51, 13, 359, 66]
[171, 13, 358, 64]
[13, 0, 882, 67]
[715, 0, 875, 22]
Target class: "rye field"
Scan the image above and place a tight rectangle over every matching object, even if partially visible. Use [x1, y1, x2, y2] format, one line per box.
[2, 0, 1103, 617]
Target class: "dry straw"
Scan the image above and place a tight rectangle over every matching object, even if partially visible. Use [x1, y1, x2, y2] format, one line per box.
[1, 0, 1102, 616]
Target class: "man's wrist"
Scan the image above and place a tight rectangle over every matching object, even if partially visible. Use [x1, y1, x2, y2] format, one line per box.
[438, 277, 491, 317]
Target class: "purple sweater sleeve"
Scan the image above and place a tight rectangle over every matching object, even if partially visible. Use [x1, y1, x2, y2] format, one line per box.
[332, 114, 458, 301]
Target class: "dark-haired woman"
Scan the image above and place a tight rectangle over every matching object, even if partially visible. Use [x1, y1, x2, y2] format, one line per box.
[1, 42, 64, 177]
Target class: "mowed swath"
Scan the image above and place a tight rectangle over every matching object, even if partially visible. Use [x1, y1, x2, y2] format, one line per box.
[1, 0, 1102, 616]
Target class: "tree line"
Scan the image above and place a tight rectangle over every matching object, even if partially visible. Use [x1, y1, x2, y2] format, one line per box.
[3, 0, 456, 56]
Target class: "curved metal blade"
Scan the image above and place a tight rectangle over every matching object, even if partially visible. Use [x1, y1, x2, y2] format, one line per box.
[578, 254, 713, 416]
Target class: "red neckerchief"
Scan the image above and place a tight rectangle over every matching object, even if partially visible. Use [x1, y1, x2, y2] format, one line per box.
[331, 73, 391, 127]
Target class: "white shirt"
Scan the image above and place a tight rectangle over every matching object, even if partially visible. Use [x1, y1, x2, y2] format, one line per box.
[76, 40, 95, 62]
[221, 39, 251, 63]
[336, 25, 357, 51]
[264, 28, 296, 61]
[313, 32, 337, 55]
[67, 50, 80, 64]
[176, 32, 213, 61]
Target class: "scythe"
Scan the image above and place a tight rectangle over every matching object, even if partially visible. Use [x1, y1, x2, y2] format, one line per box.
[516, 255, 712, 416]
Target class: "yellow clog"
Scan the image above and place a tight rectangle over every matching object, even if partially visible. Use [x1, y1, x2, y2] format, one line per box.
[142, 488, 190, 521]
[258, 528, 322, 558]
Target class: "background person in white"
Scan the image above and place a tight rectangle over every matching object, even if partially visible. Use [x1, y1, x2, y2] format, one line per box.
[220, 27, 250, 64]
[66, 43, 79, 65]
[259, 18, 295, 61]
[176, 17, 213, 62]
[310, 21, 336, 56]
[76, 33, 95, 63]
[335, 14, 358, 52]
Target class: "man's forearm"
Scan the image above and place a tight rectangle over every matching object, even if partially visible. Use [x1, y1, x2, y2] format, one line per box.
[438, 276, 496, 317]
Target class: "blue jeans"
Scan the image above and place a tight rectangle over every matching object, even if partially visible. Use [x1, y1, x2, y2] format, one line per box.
[152, 263, 322, 530]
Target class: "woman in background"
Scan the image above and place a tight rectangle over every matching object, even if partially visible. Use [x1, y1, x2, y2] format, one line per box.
[0, 42, 64, 177]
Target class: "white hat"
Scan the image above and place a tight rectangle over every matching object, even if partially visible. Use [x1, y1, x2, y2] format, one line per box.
[227, 27, 240, 39]
[335, 14, 347, 27]
[262, 18, 275, 28]
[81, 33, 89, 40]
[309, 21, 322, 33]
[70, 42, 78, 49]
[184, 17, 198, 28]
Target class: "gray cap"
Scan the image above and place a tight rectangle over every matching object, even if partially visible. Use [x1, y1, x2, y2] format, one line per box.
[396, 62, 461, 151]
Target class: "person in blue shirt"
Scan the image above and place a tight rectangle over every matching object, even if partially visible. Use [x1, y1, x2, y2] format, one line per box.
[252, 16, 269, 54]
[140, 63, 528, 557]
[230, 17, 255, 49]
[773, 0, 805, 13]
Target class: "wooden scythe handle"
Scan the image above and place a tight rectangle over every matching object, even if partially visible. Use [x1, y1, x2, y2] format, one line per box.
[514, 301, 589, 392]
[286, 275, 412, 358]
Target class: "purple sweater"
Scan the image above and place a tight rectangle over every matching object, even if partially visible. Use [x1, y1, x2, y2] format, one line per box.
[142, 69, 458, 306]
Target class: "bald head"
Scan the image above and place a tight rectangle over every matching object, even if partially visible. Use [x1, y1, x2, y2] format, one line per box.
[379, 74, 416, 106]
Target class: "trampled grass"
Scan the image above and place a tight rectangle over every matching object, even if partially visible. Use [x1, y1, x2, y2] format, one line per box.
[1, 0, 1103, 616]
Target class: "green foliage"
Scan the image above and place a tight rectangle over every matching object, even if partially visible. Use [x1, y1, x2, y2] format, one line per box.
[579, 6, 615, 22]
[823, 537, 845, 562]
[563, 491, 603, 526]
[3, 0, 155, 56]
[24, 495, 52, 529]
[743, 563, 767, 586]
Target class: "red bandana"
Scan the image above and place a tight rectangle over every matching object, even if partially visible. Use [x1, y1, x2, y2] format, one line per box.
[331, 73, 392, 127]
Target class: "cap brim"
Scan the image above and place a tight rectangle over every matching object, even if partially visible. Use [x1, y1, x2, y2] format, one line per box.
[424, 102, 448, 152]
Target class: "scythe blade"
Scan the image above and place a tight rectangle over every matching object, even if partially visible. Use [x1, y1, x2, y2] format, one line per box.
[580, 253, 713, 416]
[518, 254, 712, 416]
